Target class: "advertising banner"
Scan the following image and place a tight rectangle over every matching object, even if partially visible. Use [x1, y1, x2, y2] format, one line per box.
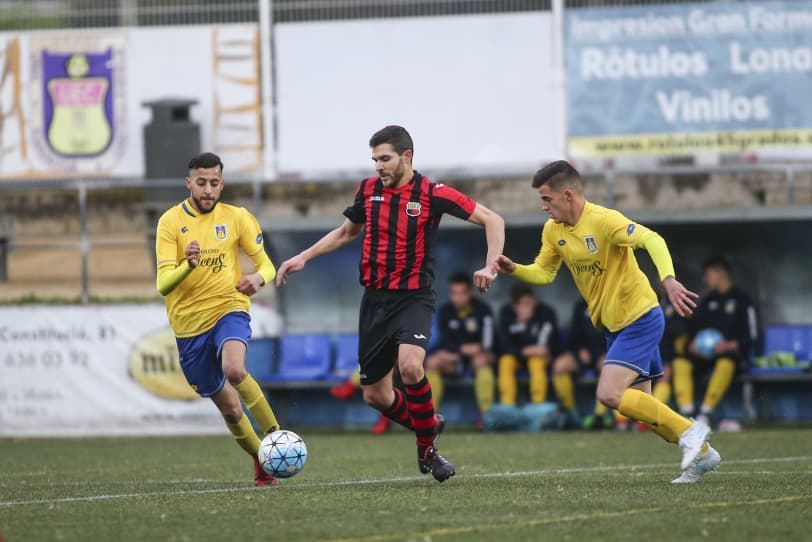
[566, 1, 812, 156]
[0, 305, 226, 437]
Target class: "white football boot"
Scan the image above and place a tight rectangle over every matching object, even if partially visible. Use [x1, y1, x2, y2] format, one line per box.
[672, 445, 721, 484]
[678, 420, 711, 470]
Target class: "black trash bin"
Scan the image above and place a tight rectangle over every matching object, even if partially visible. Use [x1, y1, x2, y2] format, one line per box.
[142, 98, 200, 274]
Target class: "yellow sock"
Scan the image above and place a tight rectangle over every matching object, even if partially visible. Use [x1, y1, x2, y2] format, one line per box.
[474, 366, 495, 413]
[672, 358, 695, 414]
[618, 388, 692, 444]
[226, 413, 261, 455]
[498, 354, 519, 405]
[350, 370, 361, 386]
[235, 375, 279, 433]
[594, 400, 608, 417]
[552, 373, 576, 412]
[653, 380, 672, 405]
[426, 369, 444, 410]
[527, 356, 548, 403]
[702, 357, 736, 411]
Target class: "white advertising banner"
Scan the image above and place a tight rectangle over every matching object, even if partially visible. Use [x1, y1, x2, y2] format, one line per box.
[0, 305, 226, 437]
[0, 24, 266, 180]
[275, 12, 561, 177]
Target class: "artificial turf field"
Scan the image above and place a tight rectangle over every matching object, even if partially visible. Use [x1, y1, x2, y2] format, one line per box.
[1, 428, 810, 542]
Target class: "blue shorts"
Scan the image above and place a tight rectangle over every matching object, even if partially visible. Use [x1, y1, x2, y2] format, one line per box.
[603, 307, 664, 385]
[176, 311, 252, 397]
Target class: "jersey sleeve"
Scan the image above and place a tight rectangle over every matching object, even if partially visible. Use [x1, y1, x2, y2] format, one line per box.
[342, 179, 368, 224]
[432, 303, 455, 352]
[542, 305, 562, 355]
[429, 183, 476, 220]
[569, 301, 588, 351]
[479, 302, 495, 351]
[155, 212, 179, 269]
[513, 222, 562, 284]
[736, 292, 762, 357]
[498, 304, 521, 357]
[238, 208, 277, 284]
[604, 209, 675, 280]
[238, 208, 267, 257]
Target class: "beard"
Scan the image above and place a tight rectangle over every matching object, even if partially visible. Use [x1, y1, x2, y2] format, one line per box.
[382, 162, 407, 187]
[192, 194, 219, 214]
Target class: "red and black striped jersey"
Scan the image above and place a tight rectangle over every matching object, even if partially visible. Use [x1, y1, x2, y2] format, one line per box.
[343, 172, 476, 291]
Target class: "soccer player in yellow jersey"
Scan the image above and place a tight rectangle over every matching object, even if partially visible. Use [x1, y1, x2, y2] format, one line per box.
[494, 161, 721, 483]
[155, 152, 282, 487]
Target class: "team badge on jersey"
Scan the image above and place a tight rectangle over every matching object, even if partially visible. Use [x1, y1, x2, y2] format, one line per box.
[725, 299, 737, 314]
[406, 201, 422, 216]
[215, 224, 228, 241]
[465, 317, 479, 333]
[181, 226, 188, 234]
[558, 239, 566, 246]
[584, 235, 598, 254]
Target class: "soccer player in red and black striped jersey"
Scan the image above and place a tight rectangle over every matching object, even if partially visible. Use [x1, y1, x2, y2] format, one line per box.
[276, 125, 505, 482]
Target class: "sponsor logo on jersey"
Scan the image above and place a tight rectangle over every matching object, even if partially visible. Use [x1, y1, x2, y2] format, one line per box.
[570, 260, 604, 277]
[626, 223, 636, 236]
[584, 235, 598, 254]
[558, 239, 566, 246]
[406, 201, 422, 216]
[215, 224, 228, 241]
[128, 326, 199, 401]
[369, 195, 385, 202]
[256, 232, 263, 245]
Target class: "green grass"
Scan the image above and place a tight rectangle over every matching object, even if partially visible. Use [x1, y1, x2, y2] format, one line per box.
[1, 429, 811, 541]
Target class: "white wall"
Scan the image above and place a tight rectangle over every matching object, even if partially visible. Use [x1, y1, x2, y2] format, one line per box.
[275, 12, 560, 178]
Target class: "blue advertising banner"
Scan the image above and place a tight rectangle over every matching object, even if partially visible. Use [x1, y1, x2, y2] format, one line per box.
[566, 1, 812, 156]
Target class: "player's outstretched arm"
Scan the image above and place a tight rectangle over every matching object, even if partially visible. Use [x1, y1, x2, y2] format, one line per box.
[276, 219, 363, 286]
[493, 254, 516, 275]
[662, 276, 699, 318]
[466, 203, 505, 292]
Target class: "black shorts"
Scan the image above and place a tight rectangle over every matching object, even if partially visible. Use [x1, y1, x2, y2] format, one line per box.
[358, 288, 435, 385]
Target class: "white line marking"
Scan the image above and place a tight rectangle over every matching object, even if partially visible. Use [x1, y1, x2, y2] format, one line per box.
[1, 455, 809, 508]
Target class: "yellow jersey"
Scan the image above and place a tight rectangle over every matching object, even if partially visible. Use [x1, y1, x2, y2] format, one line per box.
[513, 201, 674, 332]
[156, 200, 269, 337]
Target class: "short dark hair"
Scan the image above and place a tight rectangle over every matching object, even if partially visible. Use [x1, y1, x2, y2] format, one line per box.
[369, 125, 414, 155]
[532, 160, 582, 191]
[509, 283, 534, 305]
[448, 271, 472, 288]
[703, 256, 731, 274]
[188, 152, 224, 174]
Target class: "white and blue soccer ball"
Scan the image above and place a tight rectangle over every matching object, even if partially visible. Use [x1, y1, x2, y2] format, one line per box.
[258, 430, 308, 478]
[694, 328, 723, 359]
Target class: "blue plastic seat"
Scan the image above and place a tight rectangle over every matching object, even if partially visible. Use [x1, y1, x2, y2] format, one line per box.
[274, 334, 332, 380]
[245, 338, 278, 382]
[764, 325, 812, 360]
[333, 334, 359, 378]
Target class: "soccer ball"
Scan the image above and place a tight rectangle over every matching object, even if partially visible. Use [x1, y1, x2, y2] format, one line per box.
[694, 328, 723, 359]
[257, 430, 307, 478]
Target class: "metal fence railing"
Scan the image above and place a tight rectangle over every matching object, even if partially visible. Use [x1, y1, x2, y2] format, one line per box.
[1, 165, 811, 303]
